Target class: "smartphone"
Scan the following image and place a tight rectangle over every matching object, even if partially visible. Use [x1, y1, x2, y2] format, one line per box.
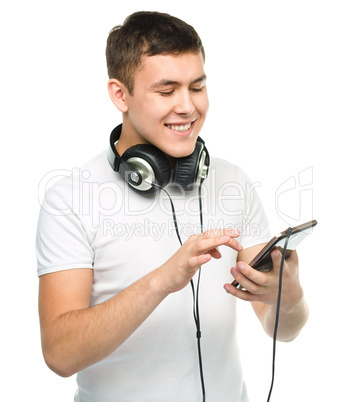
[232, 220, 317, 289]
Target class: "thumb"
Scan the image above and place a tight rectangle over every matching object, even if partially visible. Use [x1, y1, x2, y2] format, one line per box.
[271, 248, 283, 270]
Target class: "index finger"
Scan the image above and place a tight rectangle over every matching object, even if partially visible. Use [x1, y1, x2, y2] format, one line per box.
[207, 228, 243, 251]
[203, 228, 241, 238]
[196, 232, 243, 255]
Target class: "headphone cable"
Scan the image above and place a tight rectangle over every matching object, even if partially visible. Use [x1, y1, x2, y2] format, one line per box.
[266, 226, 293, 402]
[154, 181, 206, 402]
[196, 179, 206, 401]
[154, 183, 292, 402]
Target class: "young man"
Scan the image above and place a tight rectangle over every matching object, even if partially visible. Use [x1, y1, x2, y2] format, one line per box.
[36, 11, 308, 401]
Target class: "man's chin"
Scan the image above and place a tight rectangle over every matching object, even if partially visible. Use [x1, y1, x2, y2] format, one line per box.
[165, 146, 196, 160]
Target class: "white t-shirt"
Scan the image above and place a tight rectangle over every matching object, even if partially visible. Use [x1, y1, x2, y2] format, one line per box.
[36, 151, 271, 401]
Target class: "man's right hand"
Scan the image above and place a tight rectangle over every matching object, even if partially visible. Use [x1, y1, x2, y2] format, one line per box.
[157, 228, 242, 294]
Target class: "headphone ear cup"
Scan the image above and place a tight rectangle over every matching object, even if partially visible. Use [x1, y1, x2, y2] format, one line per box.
[173, 141, 204, 191]
[122, 144, 171, 189]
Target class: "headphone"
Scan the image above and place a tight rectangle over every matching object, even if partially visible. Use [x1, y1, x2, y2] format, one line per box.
[107, 124, 210, 192]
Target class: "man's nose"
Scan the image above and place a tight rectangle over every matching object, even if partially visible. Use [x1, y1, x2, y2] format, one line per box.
[173, 89, 195, 116]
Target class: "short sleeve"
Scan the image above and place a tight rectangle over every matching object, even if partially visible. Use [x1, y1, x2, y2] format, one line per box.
[36, 181, 94, 277]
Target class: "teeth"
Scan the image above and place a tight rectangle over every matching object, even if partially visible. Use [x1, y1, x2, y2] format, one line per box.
[166, 122, 192, 132]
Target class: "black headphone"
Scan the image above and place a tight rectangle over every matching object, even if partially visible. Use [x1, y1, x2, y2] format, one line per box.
[107, 124, 210, 192]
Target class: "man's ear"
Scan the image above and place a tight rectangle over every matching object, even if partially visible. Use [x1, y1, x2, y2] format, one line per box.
[107, 79, 129, 112]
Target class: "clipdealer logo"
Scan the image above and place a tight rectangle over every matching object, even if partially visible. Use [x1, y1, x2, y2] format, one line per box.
[37, 167, 261, 221]
[38, 166, 314, 235]
[275, 167, 314, 227]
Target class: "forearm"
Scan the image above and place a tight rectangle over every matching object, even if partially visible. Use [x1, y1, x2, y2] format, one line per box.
[256, 296, 309, 342]
[41, 268, 169, 377]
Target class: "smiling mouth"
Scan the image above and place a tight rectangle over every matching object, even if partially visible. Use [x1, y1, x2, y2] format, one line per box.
[164, 120, 195, 132]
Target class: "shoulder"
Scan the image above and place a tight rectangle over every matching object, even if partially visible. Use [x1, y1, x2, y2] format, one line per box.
[42, 150, 118, 205]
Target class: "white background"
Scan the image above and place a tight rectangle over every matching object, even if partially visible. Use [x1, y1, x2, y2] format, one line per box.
[1, 1, 349, 401]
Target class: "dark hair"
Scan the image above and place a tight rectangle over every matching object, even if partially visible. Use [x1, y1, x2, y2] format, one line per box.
[106, 11, 205, 94]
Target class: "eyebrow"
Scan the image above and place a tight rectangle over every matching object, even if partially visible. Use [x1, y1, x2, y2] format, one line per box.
[150, 74, 207, 89]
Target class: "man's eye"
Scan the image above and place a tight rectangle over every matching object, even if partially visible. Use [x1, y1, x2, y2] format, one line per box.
[159, 91, 174, 96]
[190, 87, 204, 93]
